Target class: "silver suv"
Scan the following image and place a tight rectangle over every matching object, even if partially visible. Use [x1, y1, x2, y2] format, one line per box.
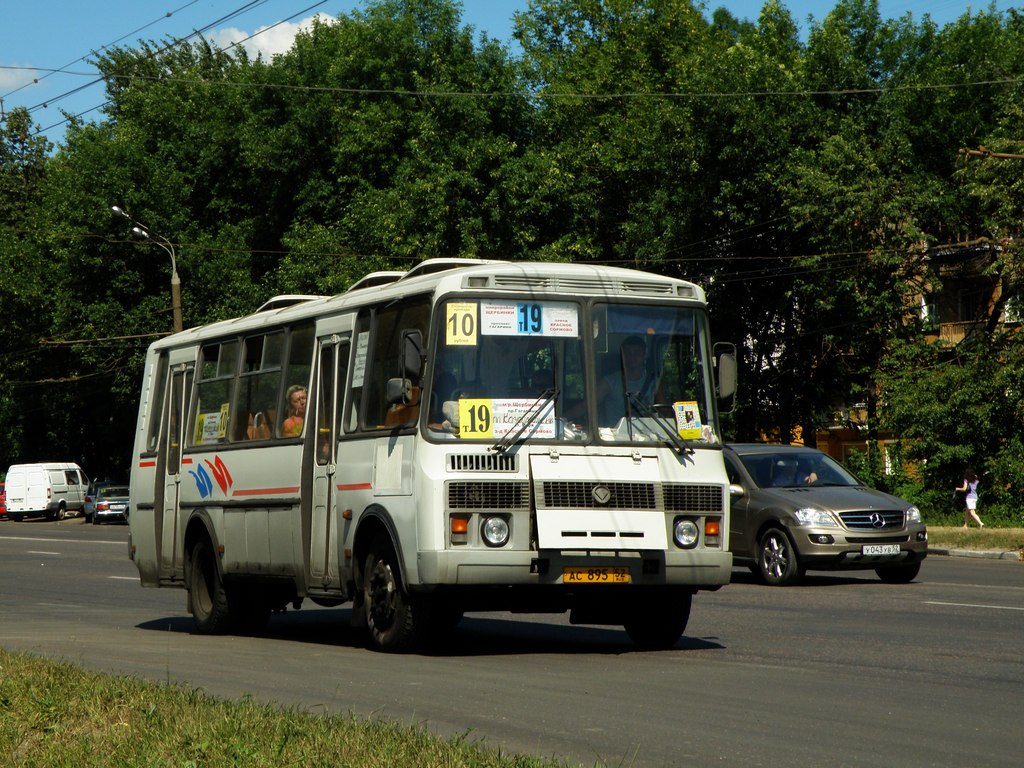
[724, 444, 928, 585]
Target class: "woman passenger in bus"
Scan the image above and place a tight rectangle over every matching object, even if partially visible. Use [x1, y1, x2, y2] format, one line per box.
[282, 384, 307, 437]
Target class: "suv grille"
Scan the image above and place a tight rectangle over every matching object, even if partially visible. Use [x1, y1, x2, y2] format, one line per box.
[839, 510, 905, 531]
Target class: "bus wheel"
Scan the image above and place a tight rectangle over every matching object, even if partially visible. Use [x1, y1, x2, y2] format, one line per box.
[189, 538, 232, 634]
[623, 591, 692, 650]
[363, 537, 417, 652]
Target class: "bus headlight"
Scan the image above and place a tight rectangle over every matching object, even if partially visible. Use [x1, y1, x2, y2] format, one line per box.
[674, 518, 699, 549]
[481, 515, 510, 547]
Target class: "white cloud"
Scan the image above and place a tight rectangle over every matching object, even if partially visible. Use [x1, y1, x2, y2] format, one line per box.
[0, 67, 41, 92]
[210, 13, 336, 60]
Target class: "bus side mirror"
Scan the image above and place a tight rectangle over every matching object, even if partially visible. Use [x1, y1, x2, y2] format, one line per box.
[714, 342, 737, 413]
[386, 377, 412, 406]
[401, 329, 423, 380]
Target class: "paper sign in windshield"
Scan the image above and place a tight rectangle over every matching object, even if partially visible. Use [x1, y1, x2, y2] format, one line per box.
[480, 301, 578, 338]
[458, 398, 556, 439]
[673, 401, 702, 440]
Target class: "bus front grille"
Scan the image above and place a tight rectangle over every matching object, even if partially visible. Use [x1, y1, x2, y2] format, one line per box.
[540, 481, 657, 510]
[447, 481, 530, 511]
[447, 453, 519, 472]
[536, 481, 725, 513]
[663, 483, 725, 513]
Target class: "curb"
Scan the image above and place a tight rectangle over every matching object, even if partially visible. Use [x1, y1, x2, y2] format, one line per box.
[930, 547, 1023, 561]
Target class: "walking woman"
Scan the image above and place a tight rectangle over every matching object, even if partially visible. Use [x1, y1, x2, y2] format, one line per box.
[955, 468, 983, 528]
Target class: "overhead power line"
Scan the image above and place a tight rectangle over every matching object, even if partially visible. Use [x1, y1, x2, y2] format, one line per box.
[25, 0, 327, 138]
[5, 62, 1020, 105]
[0, 0, 202, 104]
[959, 145, 1024, 159]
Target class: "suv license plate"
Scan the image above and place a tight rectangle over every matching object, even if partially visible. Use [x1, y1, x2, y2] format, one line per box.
[862, 544, 900, 556]
[563, 566, 631, 584]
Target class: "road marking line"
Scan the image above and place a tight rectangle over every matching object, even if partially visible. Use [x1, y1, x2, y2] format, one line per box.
[29, 550, 60, 555]
[0, 535, 124, 545]
[925, 600, 1024, 612]
[108, 576, 137, 580]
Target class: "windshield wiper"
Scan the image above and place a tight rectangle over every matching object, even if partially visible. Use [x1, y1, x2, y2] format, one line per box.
[491, 387, 559, 453]
[625, 393, 694, 456]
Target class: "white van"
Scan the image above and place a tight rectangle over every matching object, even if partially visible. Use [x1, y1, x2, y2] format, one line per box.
[4, 463, 90, 521]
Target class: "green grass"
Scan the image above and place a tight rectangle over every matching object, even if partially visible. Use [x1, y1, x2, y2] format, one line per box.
[926, 526, 1024, 556]
[0, 649, 577, 768]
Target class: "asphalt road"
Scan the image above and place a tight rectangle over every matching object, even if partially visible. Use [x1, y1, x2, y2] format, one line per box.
[2, 517, 1022, 768]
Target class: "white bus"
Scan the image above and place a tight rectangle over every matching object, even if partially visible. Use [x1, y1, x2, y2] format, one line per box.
[128, 259, 737, 651]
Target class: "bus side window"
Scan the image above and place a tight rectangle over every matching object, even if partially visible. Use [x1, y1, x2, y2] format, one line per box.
[144, 353, 169, 454]
[191, 339, 238, 447]
[235, 332, 284, 442]
[357, 298, 429, 430]
[279, 323, 314, 437]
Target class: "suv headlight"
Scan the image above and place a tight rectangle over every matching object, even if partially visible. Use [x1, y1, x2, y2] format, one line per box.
[906, 506, 922, 524]
[793, 508, 839, 527]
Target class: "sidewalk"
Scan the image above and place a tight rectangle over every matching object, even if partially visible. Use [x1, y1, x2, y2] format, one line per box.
[929, 547, 1023, 561]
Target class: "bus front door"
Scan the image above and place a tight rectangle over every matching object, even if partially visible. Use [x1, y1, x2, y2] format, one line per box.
[309, 337, 348, 588]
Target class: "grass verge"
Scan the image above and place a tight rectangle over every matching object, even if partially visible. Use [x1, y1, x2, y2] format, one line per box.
[0, 649, 576, 768]
[926, 526, 1024, 556]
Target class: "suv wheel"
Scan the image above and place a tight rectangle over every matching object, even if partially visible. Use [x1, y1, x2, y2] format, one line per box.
[758, 527, 802, 586]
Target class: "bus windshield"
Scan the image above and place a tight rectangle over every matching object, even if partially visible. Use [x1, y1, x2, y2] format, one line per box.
[426, 298, 719, 446]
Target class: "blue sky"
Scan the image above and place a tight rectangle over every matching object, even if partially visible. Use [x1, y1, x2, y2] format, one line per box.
[0, 1, 1011, 147]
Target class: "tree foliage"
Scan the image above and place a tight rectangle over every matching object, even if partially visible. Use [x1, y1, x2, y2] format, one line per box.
[1, 0, 1023, 513]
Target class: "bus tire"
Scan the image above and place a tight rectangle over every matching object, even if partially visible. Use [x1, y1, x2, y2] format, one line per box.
[362, 536, 418, 653]
[623, 591, 692, 650]
[189, 538, 232, 634]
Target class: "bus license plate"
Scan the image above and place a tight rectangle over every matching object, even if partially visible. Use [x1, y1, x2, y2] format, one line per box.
[563, 566, 631, 584]
[862, 544, 900, 556]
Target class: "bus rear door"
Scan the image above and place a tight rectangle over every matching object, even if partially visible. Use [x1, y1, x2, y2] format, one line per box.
[160, 363, 191, 580]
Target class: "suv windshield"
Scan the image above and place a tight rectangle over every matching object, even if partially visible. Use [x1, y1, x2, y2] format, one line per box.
[737, 451, 860, 489]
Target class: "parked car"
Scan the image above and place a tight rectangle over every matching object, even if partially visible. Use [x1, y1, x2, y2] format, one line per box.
[92, 484, 130, 525]
[724, 444, 928, 585]
[0, 481, 6, 518]
[4, 462, 89, 521]
[83, 480, 115, 523]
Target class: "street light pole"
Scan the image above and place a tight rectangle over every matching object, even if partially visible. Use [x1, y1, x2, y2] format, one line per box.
[111, 206, 183, 333]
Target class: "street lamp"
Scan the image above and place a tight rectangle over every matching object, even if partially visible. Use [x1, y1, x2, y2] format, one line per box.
[111, 205, 183, 333]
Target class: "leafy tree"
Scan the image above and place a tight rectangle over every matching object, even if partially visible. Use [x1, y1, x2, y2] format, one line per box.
[0, 107, 54, 466]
